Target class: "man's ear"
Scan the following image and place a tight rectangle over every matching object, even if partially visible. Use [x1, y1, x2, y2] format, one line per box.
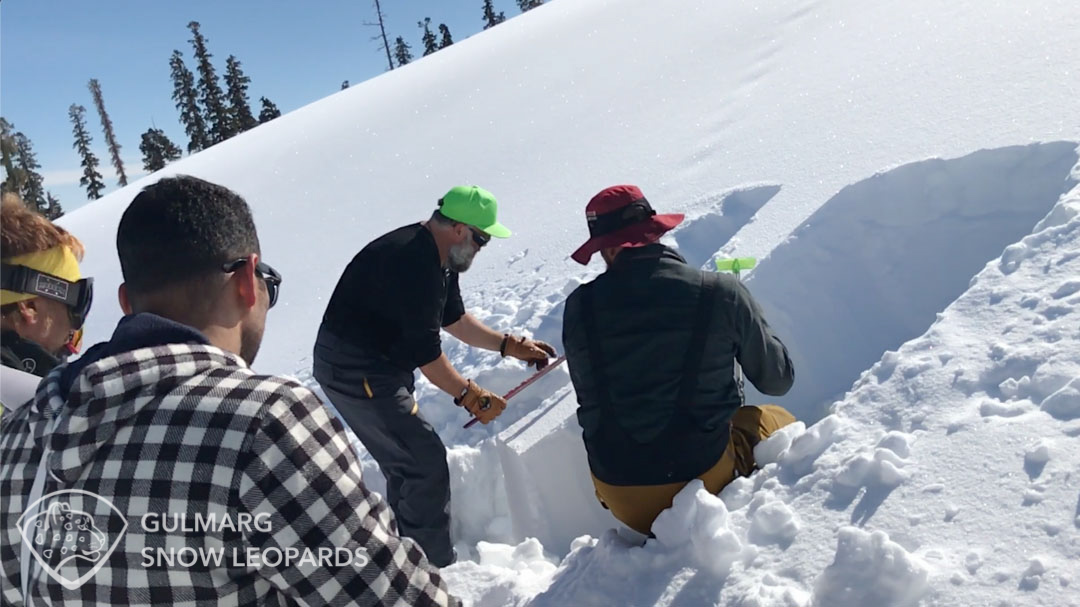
[232, 254, 260, 310]
[118, 283, 133, 315]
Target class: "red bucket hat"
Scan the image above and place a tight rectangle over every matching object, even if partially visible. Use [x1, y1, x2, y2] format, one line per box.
[570, 185, 684, 265]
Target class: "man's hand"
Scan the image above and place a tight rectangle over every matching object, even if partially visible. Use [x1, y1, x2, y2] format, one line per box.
[454, 380, 507, 424]
[501, 335, 557, 369]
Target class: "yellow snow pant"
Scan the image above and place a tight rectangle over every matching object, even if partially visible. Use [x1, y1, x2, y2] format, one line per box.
[591, 404, 797, 535]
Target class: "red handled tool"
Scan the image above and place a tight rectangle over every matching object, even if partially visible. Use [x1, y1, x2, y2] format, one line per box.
[463, 355, 567, 428]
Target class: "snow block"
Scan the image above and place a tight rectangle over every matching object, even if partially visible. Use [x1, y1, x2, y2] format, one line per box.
[1040, 377, 1080, 420]
[496, 389, 615, 556]
[812, 526, 931, 607]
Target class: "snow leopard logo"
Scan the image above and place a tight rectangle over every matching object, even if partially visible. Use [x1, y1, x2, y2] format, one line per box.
[17, 490, 128, 590]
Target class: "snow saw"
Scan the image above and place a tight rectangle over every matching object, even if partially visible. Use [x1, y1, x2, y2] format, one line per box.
[463, 355, 567, 428]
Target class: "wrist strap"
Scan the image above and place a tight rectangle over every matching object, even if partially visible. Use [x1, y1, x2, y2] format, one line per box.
[500, 334, 511, 357]
[453, 380, 472, 406]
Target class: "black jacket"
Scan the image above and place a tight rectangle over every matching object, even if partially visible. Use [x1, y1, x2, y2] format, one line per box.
[0, 330, 60, 378]
[562, 244, 793, 485]
[319, 223, 466, 375]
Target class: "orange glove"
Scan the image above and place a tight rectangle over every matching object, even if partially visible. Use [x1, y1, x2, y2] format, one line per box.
[454, 380, 507, 424]
[501, 334, 556, 369]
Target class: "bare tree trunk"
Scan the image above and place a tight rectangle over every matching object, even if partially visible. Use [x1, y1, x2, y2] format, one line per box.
[373, 0, 394, 70]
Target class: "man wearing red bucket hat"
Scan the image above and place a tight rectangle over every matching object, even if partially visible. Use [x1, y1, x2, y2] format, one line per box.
[314, 185, 554, 566]
[562, 185, 797, 537]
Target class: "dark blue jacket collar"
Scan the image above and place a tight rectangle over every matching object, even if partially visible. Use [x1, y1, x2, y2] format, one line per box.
[59, 313, 211, 398]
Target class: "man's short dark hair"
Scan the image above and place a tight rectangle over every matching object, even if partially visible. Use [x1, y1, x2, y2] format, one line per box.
[430, 207, 456, 226]
[117, 175, 260, 295]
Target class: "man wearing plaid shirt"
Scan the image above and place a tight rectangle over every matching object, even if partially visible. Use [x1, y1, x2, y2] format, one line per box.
[0, 176, 459, 606]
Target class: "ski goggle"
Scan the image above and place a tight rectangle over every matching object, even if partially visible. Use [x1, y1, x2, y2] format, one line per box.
[1, 263, 94, 330]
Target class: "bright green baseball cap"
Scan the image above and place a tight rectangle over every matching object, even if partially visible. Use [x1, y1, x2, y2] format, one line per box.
[438, 185, 511, 238]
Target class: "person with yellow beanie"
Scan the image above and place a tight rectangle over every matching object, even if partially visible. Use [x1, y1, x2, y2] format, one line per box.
[1, 193, 92, 377]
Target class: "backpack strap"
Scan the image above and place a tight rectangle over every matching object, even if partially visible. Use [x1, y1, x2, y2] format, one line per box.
[579, 286, 612, 414]
[676, 272, 719, 409]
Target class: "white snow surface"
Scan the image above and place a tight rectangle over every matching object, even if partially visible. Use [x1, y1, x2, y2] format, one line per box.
[56, 0, 1080, 604]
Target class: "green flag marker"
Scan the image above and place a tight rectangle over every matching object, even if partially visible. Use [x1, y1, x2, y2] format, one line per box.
[715, 257, 757, 274]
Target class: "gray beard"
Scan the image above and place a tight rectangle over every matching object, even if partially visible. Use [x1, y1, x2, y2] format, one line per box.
[447, 241, 476, 273]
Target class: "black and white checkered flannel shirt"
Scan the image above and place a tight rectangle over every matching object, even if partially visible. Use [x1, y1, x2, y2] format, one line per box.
[0, 343, 459, 606]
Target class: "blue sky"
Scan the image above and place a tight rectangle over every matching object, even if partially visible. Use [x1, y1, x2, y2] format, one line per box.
[1, 0, 523, 212]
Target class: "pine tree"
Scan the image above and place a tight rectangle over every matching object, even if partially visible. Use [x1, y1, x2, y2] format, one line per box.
[87, 78, 127, 187]
[482, 0, 506, 28]
[419, 18, 439, 56]
[170, 50, 209, 153]
[13, 133, 46, 212]
[224, 55, 258, 133]
[438, 24, 454, 49]
[393, 36, 413, 67]
[517, 0, 544, 12]
[43, 192, 64, 220]
[68, 105, 106, 201]
[1, 118, 24, 197]
[139, 128, 183, 172]
[1, 121, 47, 213]
[187, 21, 234, 144]
[258, 97, 282, 123]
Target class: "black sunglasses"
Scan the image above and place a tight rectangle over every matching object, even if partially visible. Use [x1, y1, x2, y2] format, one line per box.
[222, 258, 282, 308]
[469, 227, 491, 248]
[0, 263, 93, 330]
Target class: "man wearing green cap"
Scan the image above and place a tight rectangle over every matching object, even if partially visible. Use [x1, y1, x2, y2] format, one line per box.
[313, 185, 555, 566]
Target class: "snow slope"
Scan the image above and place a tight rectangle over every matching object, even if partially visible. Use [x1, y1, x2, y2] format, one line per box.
[54, 0, 1080, 604]
[450, 179, 1080, 607]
